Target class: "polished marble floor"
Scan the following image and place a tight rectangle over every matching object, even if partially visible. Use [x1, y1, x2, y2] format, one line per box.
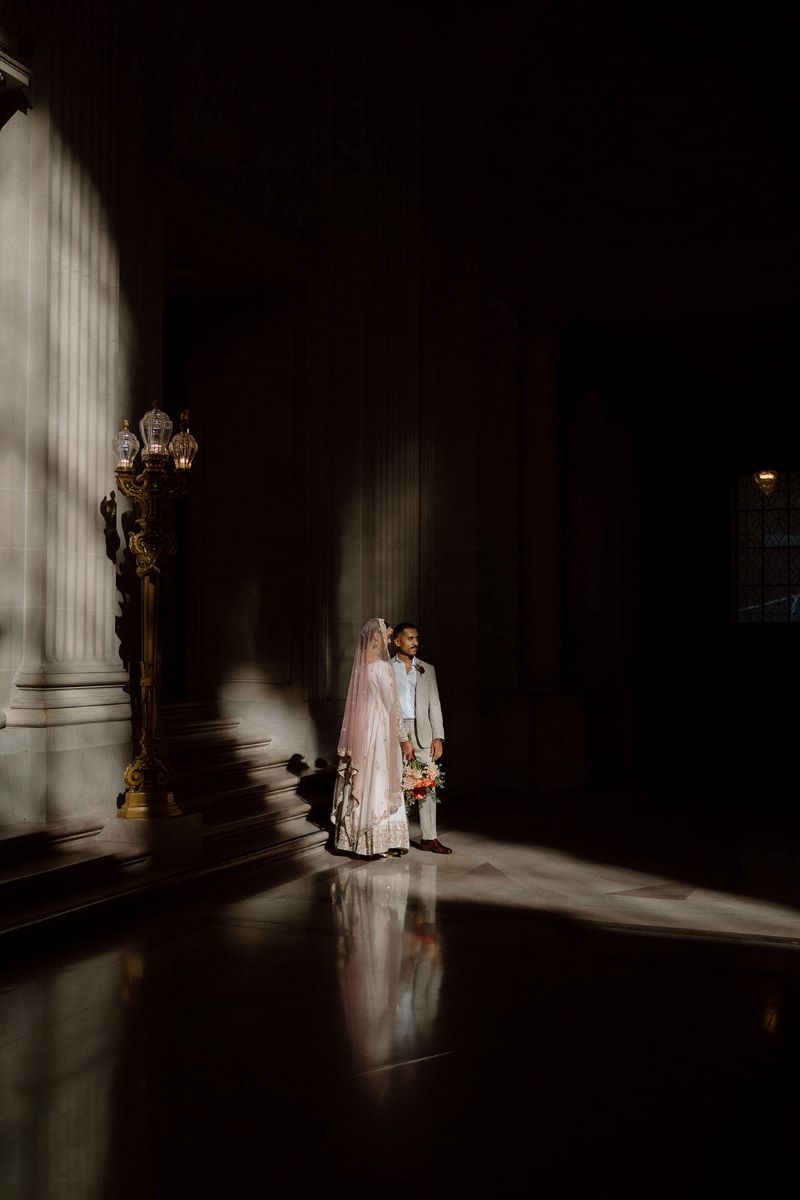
[3, 794, 800, 1199]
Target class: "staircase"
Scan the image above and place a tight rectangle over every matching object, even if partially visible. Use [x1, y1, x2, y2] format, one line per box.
[0, 704, 333, 946]
[0, 818, 150, 941]
[162, 702, 332, 865]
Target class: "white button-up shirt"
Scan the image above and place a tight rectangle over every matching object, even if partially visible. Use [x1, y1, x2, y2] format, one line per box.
[392, 656, 418, 720]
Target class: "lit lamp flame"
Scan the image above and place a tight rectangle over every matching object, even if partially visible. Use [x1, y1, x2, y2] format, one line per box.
[140, 406, 173, 459]
[754, 469, 778, 497]
[169, 410, 199, 470]
[112, 419, 140, 471]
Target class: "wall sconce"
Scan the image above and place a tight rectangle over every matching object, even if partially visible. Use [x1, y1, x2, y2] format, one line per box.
[753, 469, 779, 497]
[112, 407, 199, 819]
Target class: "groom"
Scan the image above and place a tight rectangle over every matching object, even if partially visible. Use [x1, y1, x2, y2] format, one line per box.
[392, 623, 452, 855]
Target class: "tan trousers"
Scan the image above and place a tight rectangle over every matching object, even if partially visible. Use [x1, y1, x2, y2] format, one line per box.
[402, 718, 439, 841]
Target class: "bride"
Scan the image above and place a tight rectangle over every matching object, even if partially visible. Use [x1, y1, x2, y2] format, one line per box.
[331, 617, 409, 858]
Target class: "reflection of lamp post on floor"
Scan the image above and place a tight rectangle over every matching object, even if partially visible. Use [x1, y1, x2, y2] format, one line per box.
[112, 407, 198, 820]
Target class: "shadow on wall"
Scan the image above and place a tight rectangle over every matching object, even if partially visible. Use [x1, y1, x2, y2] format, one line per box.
[0, 86, 30, 133]
[288, 751, 335, 833]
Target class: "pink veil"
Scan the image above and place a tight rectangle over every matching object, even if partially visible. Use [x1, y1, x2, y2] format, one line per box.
[332, 617, 403, 849]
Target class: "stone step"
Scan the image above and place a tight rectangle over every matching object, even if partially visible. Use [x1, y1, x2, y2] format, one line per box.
[170, 766, 273, 800]
[201, 802, 328, 865]
[160, 704, 247, 740]
[163, 718, 246, 743]
[160, 710, 277, 804]
[173, 759, 303, 814]
[166, 730, 272, 750]
[0, 714, 330, 943]
[0, 818, 151, 940]
[175, 757, 295, 787]
[161, 701, 219, 724]
[203, 826, 328, 868]
[0, 842, 149, 913]
[167, 742, 276, 777]
[0, 817, 105, 865]
[185, 780, 275, 813]
[201, 786, 309, 829]
[0, 797, 330, 945]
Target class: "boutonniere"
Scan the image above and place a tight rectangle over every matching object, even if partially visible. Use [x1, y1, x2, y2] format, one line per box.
[416, 663, 425, 674]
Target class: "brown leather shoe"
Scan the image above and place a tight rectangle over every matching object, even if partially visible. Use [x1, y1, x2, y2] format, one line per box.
[417, 838, 452, 855]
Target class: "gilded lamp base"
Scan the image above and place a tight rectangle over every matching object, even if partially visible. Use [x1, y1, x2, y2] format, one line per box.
[119, 788, 181, 820]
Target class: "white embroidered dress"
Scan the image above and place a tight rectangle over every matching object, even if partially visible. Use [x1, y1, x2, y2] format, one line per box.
[332, 619, 409, 857]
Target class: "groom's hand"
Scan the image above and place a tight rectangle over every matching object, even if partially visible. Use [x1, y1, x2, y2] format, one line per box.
[431, 739, 443, 762]
[401, 740, 414, 760]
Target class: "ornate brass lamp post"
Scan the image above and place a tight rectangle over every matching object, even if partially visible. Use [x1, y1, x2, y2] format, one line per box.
[112, 407, 199, 818]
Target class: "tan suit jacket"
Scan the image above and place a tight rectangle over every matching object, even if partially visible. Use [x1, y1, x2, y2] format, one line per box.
[413, 659, 444, 749]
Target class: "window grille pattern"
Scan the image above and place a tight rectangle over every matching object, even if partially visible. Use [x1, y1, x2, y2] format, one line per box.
[736, 471, 800, 623]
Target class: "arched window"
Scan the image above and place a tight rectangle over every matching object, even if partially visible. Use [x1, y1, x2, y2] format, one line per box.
[735, 471, 800, 622]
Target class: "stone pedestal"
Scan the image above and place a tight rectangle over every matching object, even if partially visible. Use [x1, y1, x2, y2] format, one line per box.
[96, 812, 203, 870]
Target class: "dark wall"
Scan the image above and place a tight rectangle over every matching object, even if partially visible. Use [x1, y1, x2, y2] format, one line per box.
[116, 3, 800, 798]
[560, 319, 800, 801]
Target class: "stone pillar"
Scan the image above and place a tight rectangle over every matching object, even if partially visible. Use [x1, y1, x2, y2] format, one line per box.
[421, 228, 481, 794]
[0, 1, 132, 821]
[369, 107, 422, 628]
[521, 326, 585, 790]
[0, 47, 31, 741]
[477, 295, 527, 793]
[310, 48, 423, 742]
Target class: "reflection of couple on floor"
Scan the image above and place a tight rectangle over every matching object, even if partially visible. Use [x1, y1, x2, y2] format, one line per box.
[331, 617, 451, 858]
[331, 861, 443, 1092]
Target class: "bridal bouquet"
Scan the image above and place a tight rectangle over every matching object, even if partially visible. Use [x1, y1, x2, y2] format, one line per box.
[402, 757, 445, 813]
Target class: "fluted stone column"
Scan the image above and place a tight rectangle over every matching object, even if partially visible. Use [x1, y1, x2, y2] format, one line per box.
[311, 54, 424, 731]
[522, 326, 584, 791]
[0, 2, 133, 821]
[369, 129, 422, 629]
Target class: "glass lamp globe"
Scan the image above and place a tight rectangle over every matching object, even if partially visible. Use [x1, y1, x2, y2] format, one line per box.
[754, 469, 778, 497]
[140, 406, 173, 458]
[112, 419, 140, 470]
[169, 410, 199, 470]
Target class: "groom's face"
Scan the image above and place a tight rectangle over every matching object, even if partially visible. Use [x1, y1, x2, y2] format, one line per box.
[394, 628, 419, 658]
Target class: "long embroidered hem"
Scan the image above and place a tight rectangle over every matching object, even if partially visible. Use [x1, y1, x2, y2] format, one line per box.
[335, 813, 410, 857]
